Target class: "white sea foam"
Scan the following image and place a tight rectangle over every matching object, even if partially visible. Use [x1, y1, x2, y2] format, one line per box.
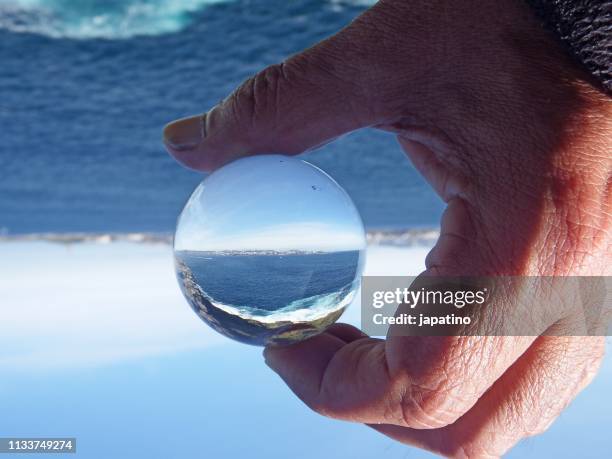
[0, 0, 228, 39]
[200, 282, 357, 324]
[0, 228, 440, 247]
[0, 0, 377, 39]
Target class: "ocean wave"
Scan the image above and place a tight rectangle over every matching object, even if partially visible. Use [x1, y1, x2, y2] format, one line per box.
[0, 0, 228, 39]
[0, 231, 173, 244]
[0, 229, 440, 246]
[201, 282, 357, 324]
[0, 0, 377, 39]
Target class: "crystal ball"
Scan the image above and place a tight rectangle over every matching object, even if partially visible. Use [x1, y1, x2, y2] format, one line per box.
[174, 155, 366, 346]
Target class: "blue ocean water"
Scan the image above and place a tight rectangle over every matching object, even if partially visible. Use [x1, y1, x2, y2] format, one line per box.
[0, 0, 443, 235]
[174, 249, 363, 345]
[177, 250, 360, 312]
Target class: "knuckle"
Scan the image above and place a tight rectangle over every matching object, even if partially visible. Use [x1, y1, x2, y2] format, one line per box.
[230, 63, 289, 129]
[393, 374, 469, 428]
[292, 47, 374, 120]
[388, 337, 484, 428]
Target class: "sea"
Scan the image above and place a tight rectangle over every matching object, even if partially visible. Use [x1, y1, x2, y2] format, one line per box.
[174, 249, 364, 344]
[0, 0, 444, 240]
[176, 250, 361, 315]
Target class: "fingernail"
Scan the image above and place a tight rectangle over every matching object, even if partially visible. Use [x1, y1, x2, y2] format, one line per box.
[163, 114, 204, 151]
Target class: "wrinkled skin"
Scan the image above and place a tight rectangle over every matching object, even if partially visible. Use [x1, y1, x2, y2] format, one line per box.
[163, 0, 612, 457]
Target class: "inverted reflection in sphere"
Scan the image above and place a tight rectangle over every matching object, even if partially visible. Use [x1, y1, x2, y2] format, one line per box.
[174, 155, 366, 346]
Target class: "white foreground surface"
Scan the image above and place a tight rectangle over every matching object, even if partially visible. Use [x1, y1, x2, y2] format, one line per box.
[0, 241, 609, 458]
[0, 241, 428, 368]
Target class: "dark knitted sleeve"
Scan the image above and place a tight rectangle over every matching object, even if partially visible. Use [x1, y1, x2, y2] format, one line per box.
[525, 0, 611, 94]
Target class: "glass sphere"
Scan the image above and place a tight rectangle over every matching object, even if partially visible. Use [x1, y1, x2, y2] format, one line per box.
[174, 155, 366, 346]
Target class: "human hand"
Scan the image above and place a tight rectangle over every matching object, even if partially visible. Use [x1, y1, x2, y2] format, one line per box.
[163, 0, 611, 456]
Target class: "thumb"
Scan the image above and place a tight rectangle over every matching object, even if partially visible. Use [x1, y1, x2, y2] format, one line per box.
[163, 41, 375, 171]
[162, 2, 413, 171]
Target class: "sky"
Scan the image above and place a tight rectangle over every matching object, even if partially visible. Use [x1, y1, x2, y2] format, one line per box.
[173, 155, 366, 253]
